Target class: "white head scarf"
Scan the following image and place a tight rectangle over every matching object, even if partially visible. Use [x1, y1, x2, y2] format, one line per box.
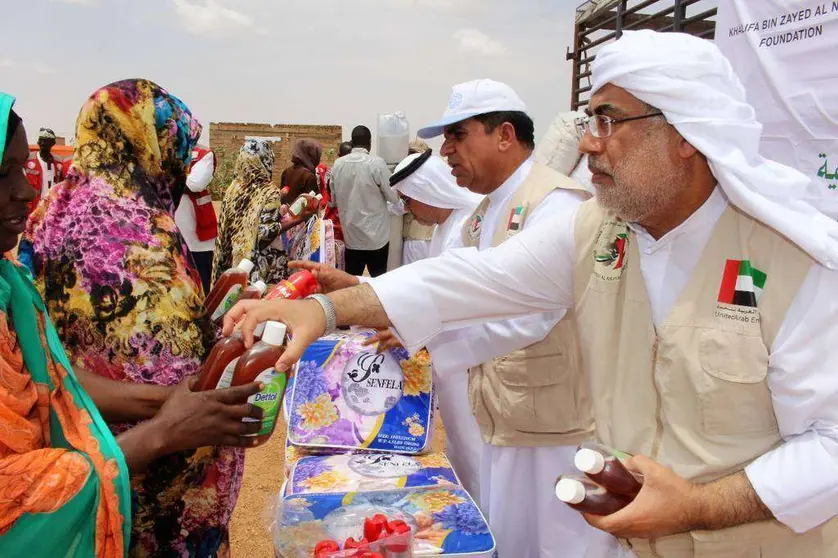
[392, 153, 483, 210]
[592, 30, 838, 269]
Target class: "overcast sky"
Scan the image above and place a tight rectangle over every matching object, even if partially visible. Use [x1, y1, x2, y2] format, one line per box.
[2, 0, 580, 148]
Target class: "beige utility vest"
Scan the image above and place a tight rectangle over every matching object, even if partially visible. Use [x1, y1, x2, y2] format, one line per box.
[573, 200, 838, 557]
[461, 163, 593, 447]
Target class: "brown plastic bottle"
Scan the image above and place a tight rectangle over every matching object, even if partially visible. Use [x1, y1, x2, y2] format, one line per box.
[195, 323, 266, 392]
[240, 280, 267, 301]
[205, 258, 255, 322]
[195, 333, 247, 391]
[574, 444, 642, 498]
[555, 475, 632, 516]
[231, 321, 288, 446]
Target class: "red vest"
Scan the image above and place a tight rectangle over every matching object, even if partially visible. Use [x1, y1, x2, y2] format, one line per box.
[184, 146, 218, 242]
[25, 152, 72, 211]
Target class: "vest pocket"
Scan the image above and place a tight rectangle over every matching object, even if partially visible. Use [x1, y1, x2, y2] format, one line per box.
[492, 349, 581, 433]
[697, 330, 777, 435]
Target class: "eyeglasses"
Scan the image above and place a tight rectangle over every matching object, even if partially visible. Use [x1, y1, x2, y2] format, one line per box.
[575, 112, 664, 138]
[398, 193, 412, 206]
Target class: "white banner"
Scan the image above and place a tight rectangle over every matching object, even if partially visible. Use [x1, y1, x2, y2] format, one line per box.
[715, 0, 838, 218]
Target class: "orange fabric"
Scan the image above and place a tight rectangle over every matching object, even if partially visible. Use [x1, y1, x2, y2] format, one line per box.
[0, 312, 90, 535]
[0, 308, 124, 556]
[38, 317, 125, 557]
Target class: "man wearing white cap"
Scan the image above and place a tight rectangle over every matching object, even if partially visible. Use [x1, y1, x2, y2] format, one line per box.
[229, 30, 838, 557]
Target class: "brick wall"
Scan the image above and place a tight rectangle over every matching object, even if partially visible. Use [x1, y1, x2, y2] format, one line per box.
[209, 122, 343, 187]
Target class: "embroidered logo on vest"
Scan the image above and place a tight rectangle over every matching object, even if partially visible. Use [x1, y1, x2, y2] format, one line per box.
[592, 219, 629, 282]
[467, 213, 483, 241]
[714, 259, 766, 325]
[505, 205, 526, 239]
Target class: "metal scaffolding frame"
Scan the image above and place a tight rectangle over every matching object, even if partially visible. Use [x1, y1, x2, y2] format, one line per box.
[568, 0, 718, 110]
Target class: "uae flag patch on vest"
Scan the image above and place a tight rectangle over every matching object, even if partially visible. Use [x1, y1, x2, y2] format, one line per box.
[717, 259, 766, 308]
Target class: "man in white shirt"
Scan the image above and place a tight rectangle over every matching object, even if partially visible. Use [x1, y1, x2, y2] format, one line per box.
[330, 126, 398, 277]
[228, 31, 838, 557]
[406, 79, 605, 558]
[175, 147, 217, 293]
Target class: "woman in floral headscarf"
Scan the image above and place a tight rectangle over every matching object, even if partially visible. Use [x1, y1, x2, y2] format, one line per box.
[27, 79, 246, 557]
[213, 139, 289, 285]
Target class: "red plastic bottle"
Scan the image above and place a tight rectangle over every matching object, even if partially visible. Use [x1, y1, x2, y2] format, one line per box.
[205, 258, 255, 322]
[231, 321, 288, 446]
[240, 280, 267, 301]
[555, 475, 632, 516]
[264, 270, 319, 301]
[574, 444, 642, 498]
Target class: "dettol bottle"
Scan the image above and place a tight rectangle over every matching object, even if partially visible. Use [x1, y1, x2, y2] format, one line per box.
[231, 321, 288, 446]
[205, 258, 254, 322]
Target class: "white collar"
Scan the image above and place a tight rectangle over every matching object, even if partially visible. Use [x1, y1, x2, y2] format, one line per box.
[351, 147, 369, 154]
[487, 156, 535, 205]
[629, 186, 727, 252]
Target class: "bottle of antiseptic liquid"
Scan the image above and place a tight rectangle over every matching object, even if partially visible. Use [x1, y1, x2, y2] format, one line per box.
[555, 475, 632, 516]
[231, 321, 288, 446]
[574, 443, 642, 498]
[195, 323, 266, 392]
[205, 258, 255, 322]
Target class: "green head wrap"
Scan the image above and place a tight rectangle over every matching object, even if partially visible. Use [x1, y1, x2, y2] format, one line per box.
[0, 93, 17, 164]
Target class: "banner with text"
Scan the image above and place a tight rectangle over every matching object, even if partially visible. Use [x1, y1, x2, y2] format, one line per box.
[715, 0, 838, 218]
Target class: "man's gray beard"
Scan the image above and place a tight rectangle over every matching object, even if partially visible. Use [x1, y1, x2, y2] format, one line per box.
[593, 147, 687, 224]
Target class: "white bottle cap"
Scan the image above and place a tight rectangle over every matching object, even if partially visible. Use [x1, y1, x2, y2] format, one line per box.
[253, 280, 268, 295]
[575, 448, 606, 474]
[555, 478, 586, 504]
[315, 193, 323, 200]
[261, 321, 287, 346]
[238, 258, 255, 274]
[253, 322, 266, 338]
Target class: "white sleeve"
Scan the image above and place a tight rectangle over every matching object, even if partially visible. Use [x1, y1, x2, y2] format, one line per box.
[185, 152, 214, 192]
[745, 263, 838, 533]
[369, 204, 579, 354]
[423, 190, 585, 372]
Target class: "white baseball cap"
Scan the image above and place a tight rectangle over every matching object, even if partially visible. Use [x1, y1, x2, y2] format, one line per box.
[417, 79, 528, 139]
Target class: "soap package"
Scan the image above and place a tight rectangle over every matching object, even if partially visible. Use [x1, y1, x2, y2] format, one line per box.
[287, 452, 459, 496]
[287, 331, 434, 454]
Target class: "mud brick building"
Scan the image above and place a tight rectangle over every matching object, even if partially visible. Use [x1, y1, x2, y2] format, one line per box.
[209, 122, 343, 188]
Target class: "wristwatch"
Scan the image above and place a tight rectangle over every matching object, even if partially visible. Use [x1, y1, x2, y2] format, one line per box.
[307, 293, 337, 333]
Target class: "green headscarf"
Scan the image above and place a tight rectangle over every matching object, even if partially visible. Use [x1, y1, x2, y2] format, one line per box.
[0, 93, 16, 163]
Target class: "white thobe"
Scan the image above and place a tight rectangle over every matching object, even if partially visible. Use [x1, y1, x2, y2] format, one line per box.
[370, 187, 838, 538]
[418, 158, 622, 558]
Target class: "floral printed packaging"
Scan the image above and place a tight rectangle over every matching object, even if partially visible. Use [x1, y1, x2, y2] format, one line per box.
[287, 452, 458, 496]
[282, 214, 336, 266]
[273, 486, 495, 557]
[287, 331, 434, 454]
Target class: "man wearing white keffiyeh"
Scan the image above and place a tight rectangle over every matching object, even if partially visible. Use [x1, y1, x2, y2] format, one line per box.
[228, 31, 838, 557]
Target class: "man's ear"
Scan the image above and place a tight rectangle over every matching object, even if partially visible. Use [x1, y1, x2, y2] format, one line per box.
[676, 134, 699, 160]
[497, 121, 517, 153]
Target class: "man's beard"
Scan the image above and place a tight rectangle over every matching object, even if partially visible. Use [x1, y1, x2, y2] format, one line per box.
[590, 139, 687, 224]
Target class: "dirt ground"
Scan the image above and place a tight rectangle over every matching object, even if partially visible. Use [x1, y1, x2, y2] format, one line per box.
[229, 415, 447, 557]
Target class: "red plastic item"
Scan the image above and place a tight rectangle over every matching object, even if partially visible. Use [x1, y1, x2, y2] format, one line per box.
[364, 514, 388, 542]
[314, 540, 340, 557]
[265, 270, 319, 301]
[383, 520, 411, 554]
[344, 537, 370, 550]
